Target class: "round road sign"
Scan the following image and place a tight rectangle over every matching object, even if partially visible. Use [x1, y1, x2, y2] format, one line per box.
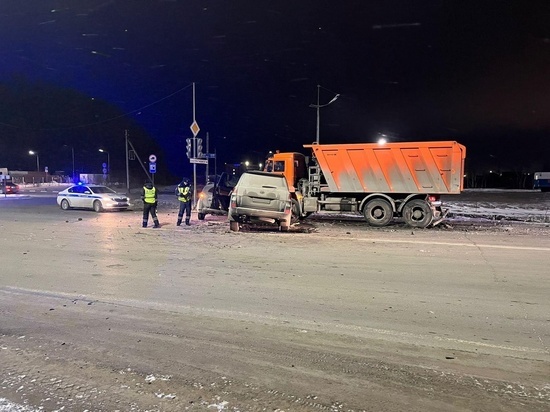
[149, 154, 157, 163]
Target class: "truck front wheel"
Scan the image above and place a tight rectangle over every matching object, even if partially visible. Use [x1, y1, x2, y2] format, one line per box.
[402, 200, 433, 228]
[291, 199, 301, 223]
[364, 199, 393, 227]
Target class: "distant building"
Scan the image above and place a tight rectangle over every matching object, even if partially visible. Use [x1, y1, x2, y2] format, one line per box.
[1, 169, 55, 184]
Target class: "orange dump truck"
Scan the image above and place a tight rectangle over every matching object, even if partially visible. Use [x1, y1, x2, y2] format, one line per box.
[264, 141, 466, 228]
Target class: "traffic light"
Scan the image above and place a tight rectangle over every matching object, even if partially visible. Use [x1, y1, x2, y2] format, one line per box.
[186, 138, 192, 159]
[196, 138, 203, 158]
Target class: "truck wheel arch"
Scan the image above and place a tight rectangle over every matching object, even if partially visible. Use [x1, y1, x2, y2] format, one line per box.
[359, 194, 396, 215]
[396, 194, 429, 214]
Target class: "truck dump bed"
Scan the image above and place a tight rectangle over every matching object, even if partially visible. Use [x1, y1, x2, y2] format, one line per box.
[304, 141, 466, 194]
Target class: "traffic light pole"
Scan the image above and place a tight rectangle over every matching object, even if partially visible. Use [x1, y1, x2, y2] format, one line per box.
[193, 136, 197, 209]
[188, 82, 204, 209]
[206, 132, 209, 182]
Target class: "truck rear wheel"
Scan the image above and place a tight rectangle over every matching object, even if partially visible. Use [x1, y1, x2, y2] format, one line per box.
[229, 221, 240, 232]
[364, 199, 393, 227]
[198, 213, 206, 220]
[402, 199, 433, 228]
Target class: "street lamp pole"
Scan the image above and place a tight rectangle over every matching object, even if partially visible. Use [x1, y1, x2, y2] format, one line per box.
[99, 149, 110, 184]
[315, 85, 320, 143]
[29, 150, 39, 172]
[309, 84, 340, 144]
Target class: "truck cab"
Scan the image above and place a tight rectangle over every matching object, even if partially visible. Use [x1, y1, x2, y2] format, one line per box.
[264, 152, 308, 191]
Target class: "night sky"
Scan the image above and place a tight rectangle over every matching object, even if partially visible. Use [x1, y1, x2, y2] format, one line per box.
[1, 1, 549, 182]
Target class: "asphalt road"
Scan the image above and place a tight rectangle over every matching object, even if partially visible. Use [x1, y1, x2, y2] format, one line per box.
[0, 191, 549, 411]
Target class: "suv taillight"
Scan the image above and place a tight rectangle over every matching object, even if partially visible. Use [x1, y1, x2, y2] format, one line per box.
[284, 195, 292, 214]
[230, 189, 237, 208]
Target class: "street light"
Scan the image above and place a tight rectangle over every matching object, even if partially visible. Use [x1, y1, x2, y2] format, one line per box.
[98, 149, 110, 183]
[309, 84, 340, 144]
[28, 150, 40, 172]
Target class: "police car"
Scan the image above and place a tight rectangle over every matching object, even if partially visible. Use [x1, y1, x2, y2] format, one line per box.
[57, 184, 130, 212]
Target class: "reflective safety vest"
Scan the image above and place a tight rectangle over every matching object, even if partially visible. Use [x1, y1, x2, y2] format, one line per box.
[143, 187, 156, 204]
[177, 186, 191, 202]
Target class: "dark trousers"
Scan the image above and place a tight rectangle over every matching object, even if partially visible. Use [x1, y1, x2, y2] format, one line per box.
[143, 202, 159, 227]
[177, 201, 191, 225]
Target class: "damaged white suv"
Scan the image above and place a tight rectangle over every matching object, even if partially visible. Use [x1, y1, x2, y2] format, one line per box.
[228, 171, 292, 232]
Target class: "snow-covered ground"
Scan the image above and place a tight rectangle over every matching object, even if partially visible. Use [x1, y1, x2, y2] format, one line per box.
[443, 189, 550, 223]
[0, 399, 36, 412]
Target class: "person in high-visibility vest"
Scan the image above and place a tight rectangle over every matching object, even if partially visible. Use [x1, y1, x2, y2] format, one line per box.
[175, 178, 192, 226]
[141, 180, 160, 228]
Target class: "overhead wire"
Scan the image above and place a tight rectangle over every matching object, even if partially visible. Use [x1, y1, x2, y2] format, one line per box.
[0, 82, 194, 131]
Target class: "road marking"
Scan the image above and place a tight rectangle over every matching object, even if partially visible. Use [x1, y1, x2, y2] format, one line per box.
[354, 237, 550, 251]
[0, 195, 32, 200]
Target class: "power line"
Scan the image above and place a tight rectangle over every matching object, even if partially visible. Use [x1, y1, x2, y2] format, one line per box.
[0, 83, 193, 131]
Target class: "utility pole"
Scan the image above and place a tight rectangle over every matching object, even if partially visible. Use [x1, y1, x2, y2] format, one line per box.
[127, 138, 151, 181]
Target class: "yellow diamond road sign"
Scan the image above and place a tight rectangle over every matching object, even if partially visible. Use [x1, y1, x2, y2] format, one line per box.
[190, 121, 200, 136]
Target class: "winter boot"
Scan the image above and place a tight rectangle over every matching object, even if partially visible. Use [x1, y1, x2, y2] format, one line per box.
[185, 219, 190, 226]
[177, 219, 182, 226]
[153, 218, 160, 228]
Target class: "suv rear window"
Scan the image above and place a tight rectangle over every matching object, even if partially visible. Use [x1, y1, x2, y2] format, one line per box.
[238, 173, 287, 188]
